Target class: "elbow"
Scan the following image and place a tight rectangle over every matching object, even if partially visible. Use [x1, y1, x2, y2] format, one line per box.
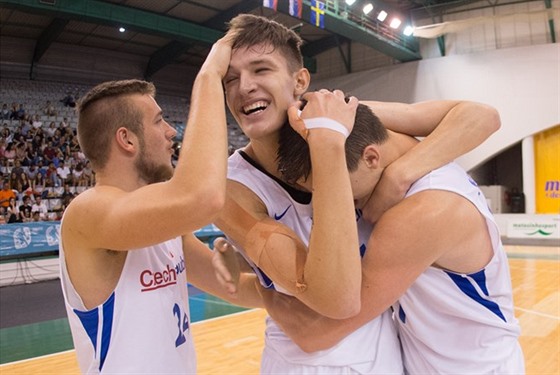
[190, 188, 225, 225]
[484, 105, 501, 134]
[322, 295, 361, 320]
[294, 335, 337, 353]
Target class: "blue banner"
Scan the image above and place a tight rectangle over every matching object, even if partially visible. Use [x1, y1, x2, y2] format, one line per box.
[0, 222, 60, 259]
[0, 223, 224, 259]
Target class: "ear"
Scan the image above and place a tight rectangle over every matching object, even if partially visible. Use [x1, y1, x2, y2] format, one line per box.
[362, 145, 381, 169]
[115, 127, 136, 153]
[293, 68, 311, 96]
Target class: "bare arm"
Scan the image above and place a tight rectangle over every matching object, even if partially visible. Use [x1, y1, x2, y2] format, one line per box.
[216, 92, 362, 319]
[62, 33, 236, 251]
[183, 233, 263, 309]
[265, 191, 489, 352]
[360, 100, 500, 222]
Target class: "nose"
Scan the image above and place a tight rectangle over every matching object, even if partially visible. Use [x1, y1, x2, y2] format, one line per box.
[238, 73, 257, 95]
[167, 122, 178, 139]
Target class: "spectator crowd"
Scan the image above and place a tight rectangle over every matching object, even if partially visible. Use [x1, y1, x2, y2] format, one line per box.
[0, 99, 95, 224]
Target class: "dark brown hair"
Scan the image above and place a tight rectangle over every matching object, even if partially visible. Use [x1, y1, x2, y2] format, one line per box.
[277, 101, 388, 184]
[228, 14, 303, 72]
[77, 79, 155, 171]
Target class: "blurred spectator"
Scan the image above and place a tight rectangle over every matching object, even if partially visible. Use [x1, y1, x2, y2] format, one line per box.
[46, 162, 61, 187]
[42, 100, 57, 116]
[32, 114, 43, 129]
[56, 160, 71, 184]
[0, 207, 6, 224]
[42, 141, 57, 163]
[71, 162, 84, 186]
[19, 195, 33, 222]
[26, 163, 39, 181]
[45, 121, 57, 137]
[82, 161, 94, 186]
[0, 104, 10, 120]
[4, 142, 16, 166]
[1, 126, 12, 143]
[31, 211, 41, 222]
[0, 180, 16, 209]
[13, 104, 26, 120]
[31, 195, 48, 220]
[15, 142, 27, 161]
[60, 93, 76, 108]
[5, 197, 21, 223]
[8, 103, 18, 120]
[11, 160, 25, 181]
[32, 172, 47, 197]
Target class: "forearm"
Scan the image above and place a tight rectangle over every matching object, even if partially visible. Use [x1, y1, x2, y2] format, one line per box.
[173, 71, 228, 213]
[303, 132, 361, 318]
[386, 101, 500, 186]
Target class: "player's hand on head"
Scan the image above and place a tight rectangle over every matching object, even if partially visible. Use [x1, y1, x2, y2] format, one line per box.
[200, 29, 239, 78]
[288, 89, 358, 141]
[211, 237, 240, 296]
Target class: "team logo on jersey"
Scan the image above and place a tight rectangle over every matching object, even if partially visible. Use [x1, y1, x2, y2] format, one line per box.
[274, 205, 292, 220]
[140, 256, 185, 292]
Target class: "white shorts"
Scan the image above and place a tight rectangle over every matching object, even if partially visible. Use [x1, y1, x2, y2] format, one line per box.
[261, 346, 401, 375]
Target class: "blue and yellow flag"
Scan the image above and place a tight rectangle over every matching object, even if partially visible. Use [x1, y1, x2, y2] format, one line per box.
[310, 0, 325, 28]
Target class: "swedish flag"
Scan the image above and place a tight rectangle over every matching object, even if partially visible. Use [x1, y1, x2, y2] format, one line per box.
[310, 0, 325, 29]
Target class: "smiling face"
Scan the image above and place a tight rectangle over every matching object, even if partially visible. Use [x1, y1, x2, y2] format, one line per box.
[224, 43, 309, 142]
[132, 94, 177, 184]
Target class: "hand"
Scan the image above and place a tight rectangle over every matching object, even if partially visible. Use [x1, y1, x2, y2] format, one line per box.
[287, 89, 358, 141]
[199, 29, 240, 78]
[361, 161, 412, 223]
[211, 237, 240, 296]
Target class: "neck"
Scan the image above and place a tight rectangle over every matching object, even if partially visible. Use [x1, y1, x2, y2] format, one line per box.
[243, 136, 282, 179]
[380, 130, 419, 167]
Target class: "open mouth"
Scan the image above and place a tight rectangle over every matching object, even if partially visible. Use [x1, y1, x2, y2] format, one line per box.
[242, 101, 268, 115]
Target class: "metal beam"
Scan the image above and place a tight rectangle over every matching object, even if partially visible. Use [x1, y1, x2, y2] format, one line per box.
[30, 17, 68, 79]
[0, 0, 223, 45]
[143, 0, 263, 79]
[144, 41, 189, 80]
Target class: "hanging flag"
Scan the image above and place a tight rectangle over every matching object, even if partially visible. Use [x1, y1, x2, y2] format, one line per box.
[289, 0, 303, 18]
[310, 0, 325, 29]
[263, 0, 278, 10]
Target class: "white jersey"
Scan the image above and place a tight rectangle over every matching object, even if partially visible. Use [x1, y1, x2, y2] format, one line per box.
[60, 235, 196, 374]
[228, 151, 403, 373]
[395, 162, 524, 374]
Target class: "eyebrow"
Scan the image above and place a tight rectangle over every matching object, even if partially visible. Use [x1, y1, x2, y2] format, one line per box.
[153, 110, 163, 121]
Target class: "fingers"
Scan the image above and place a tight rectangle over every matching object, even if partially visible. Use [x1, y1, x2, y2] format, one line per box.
[287, 104, 308, 140]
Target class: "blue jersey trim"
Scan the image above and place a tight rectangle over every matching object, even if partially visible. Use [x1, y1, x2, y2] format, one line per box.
[99, 292, 115, 370]
[445, 270, 506, 322]
[73, 306, 99, 353]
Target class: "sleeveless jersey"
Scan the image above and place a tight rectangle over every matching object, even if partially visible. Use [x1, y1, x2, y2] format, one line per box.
[60, 234, 196, 374]
[395, 162, 524, 374]
[227, 151, 403, 373]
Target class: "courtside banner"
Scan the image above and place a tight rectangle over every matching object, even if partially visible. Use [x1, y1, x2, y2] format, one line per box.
[506, 218, 560, 239]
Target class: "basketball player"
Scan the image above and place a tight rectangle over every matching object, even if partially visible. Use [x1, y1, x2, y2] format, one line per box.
[262, 100, 525, 374]
[59, 31, 261, 374]
[213, 14, 502, 373]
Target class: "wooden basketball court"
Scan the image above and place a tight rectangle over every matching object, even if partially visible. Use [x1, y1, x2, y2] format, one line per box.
[1, 245, 558, 374]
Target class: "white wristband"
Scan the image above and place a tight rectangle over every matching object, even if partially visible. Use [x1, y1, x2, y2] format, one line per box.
[302, 117, 350, 138]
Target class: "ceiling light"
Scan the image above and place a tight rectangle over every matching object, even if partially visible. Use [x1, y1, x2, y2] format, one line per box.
[377, 11, 388, 21]
[389, 18, 401, 29]
[119, 27, 126, 33]
[363, 3, 374, 15]
[403, 26, 414, 36]
[345, 0, 357, 5]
